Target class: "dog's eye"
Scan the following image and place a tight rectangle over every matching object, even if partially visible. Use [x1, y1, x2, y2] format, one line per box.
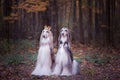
[46, 31, 49, 33]
[60, 41, 62, 44]
[65, 30, 67, 32]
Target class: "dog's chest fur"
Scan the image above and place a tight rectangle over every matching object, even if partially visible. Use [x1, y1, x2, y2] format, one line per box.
[60, 37, 67, 42]
[56, 40, 72, 65]
[57, 46, 69, 64]
[37, 44, 52, 65]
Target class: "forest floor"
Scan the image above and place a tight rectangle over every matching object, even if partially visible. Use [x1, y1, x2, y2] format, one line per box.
[0, 39, 120, 80]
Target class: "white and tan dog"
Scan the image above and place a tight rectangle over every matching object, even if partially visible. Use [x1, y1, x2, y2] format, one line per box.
[53, 27, 80, 76]
[31, 26, 54, 76]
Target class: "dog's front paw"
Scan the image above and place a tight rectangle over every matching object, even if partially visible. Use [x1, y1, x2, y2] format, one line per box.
[31, 71, 41, 76]
[61, 68, 72, 76]
[52, 71, 60, 76]
[61, 72, 72, 76]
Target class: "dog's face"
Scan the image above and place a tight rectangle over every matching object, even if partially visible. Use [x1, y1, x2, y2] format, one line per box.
[41, 29, 51, 39]
[58, 27, 71, 48]
[40, 26, 53, 45]
[41, 26, 52, 39]
[60, 27, 69, 37]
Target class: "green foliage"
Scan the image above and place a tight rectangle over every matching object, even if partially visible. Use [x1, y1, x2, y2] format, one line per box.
[0, 52, 37, 66]
[75, 58, 82, 63]
[0, 54, 24, 65]
[73, 55, 83, 63]
[85, 53, 110, 65]
[0, 39, 38, 65]
[95, 56, 109, 65]
[0, 39, 11, 54]
[0, 39, 37, 54]
[15, 39, 36, 53]
[27, 53, 37, 62]
[74, 53, 111, 66]
[24, 52, 37, 62]
[20, 39, 36, 49]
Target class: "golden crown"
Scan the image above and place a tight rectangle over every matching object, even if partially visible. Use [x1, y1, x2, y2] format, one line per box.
[44, 25, 51, 31]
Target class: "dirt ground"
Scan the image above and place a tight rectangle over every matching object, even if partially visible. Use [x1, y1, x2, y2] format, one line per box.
[0, 43, 120, 80]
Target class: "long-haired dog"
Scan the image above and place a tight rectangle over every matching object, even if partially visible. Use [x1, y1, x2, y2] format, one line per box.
[53, 27, 80, 76]
[31, 26, 54, 76]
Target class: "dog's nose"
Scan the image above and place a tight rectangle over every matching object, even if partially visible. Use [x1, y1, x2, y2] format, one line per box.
[60, 41, 63, 44]
[43, 35, 46, 38]
[61, 33, 64, 36]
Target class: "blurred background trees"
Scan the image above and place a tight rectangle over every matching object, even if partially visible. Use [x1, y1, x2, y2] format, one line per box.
[0, 0, 120, 48]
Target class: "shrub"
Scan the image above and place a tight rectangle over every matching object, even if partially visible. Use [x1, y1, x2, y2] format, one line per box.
[1, 54, 24, 65]
[85, 53, 110, 65]
[0, 39, 11, 54]
[12, 39, 37, 54]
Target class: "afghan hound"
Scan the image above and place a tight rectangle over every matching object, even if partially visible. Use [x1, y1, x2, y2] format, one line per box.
[52, 27, 80, 76]
[31, 26, 54, 76]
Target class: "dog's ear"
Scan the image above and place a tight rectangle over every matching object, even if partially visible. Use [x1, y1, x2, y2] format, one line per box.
[48, 26, 51, 31]
[68, 29, 71, 40]
[44, 25, 48, 29]
[58, 34, 61, 43]
[67, 29, 71, 48]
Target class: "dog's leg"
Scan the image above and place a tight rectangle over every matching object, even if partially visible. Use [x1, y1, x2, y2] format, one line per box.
[41, 55, 52, 75]
[40, 64, 52, 76]
[52, 63, 62, 75]
[72, 60, 80, 75]
[31, 63, 42, 76]
[61, 64, 72, 76]
[31, 48, 42, 76]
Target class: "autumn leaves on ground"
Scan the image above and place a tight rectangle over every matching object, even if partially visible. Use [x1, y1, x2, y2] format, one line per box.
[0, 39, 119, 80]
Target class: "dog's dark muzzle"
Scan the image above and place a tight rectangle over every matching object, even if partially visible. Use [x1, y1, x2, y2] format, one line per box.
[61, 33, 67, 37]
[61, 33, 64, 36]
[43, 35, 47, 38]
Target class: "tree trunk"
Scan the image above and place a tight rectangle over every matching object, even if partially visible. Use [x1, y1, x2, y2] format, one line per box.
[82, 0, 90, 45]
[91, 0, 96, 45]
[78, 0, 84, 44]
[49, 0, 59, 40]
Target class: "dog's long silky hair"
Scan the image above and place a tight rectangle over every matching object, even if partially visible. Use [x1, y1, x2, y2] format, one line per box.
[39, 26, 53, 48]
[53, 27, 80, 76]
[58, 27, 71, 48]
[31, 26, 54, 76]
